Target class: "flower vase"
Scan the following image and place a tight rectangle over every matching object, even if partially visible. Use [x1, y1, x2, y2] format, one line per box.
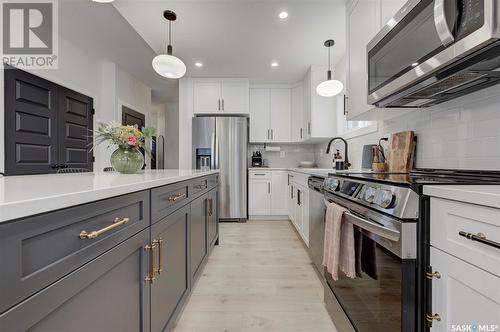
[110, 147, 144, 174]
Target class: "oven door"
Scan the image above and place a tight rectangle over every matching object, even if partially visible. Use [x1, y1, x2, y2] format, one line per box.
[368, 0, 497, 106]
[323, 194, 417, 332]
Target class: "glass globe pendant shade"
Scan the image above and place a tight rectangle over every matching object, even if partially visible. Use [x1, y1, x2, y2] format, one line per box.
[316, 78, 344, 97]
[152, 54, 186, 79]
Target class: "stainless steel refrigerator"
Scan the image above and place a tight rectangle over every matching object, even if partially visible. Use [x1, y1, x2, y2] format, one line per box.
[192, 116, 248, 221]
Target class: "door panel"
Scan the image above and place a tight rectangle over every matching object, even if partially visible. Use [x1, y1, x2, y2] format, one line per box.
[190, 194, 208, 280]
[208, 188, 219, 246]
[221, 81, 249, 114]
[270, 89, 291, 142]
[193, 81, 221, 114]
[58, 87, 93, 170]
[192, 117, 215, 170]
[151, 206, 190, 332]
[271, 171, 288, 215]
[249, 89, 270, 142]
[4, 67, 58, 175]
[216, 117, 247, 219]
[249, 179, 271, 216]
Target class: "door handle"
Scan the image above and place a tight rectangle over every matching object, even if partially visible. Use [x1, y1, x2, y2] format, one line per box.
[434, 0, 456, 46]
[344, 212, 400, 242]
[271, 129, 274, 140]
[218, 99, 221, 111]
[155, 238, 164, 274]
[268, 182, 271, 194]
[267, 129, 270, 140]
[144, 241, 157, 283]
[308, 122, 311, 135]
[300, 128, 303, 139]
[222, 99, 224, 111]
[459, 231, 500, 249]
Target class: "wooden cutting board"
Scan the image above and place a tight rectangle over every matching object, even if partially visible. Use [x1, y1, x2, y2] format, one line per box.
[388, 131, 416, 173]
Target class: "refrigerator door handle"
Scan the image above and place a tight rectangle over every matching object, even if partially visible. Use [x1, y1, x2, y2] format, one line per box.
[214, 134, 220, 169]
[210, 132, 216, 170]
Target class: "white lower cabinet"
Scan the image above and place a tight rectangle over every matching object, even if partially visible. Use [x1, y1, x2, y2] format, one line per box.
[429, 247, 500, 331]
[287, 172, 310, 247]
[249, 170, 288, 217]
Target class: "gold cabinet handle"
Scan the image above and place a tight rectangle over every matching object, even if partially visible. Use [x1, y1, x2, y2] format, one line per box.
[425, 271, 441, 280]
[79, 217, 129, 240]
[426, 313, 441, 323]
[144, 241, 157, 283]
[208, 198, 213, 216]
[155, 238, 164, 275]
[167, 193, 186, 202]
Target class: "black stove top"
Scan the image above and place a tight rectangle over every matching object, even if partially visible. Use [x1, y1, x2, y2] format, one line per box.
[328, 168, 500, 191]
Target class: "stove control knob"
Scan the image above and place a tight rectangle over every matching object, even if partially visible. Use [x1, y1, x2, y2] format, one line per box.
[363, 186, 377, 203]
[324, 178, 340, 191]
[376, 190, 395, 209]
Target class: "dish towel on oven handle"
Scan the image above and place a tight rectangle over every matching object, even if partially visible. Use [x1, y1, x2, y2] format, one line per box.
[322, 202, 356, 281]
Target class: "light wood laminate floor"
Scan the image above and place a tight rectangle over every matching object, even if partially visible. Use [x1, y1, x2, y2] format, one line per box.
[173, 220, 337, 332]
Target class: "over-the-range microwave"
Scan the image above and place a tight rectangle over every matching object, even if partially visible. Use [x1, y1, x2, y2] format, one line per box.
[367, 0, 500, 108]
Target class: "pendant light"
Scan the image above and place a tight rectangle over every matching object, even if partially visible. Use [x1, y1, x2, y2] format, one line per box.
[152, 10, 186, 79]
[316, 39, 344, 97]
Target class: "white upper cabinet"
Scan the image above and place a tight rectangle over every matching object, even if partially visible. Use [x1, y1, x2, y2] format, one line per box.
[221, 81, 249, 114]
[345, 0, 408, 121]
[193, 79, 249, 115]
[249, 87, 291, 143]
[193, 80, 221, 114]
[269, 89, 291, 142]
[249, 89, 270, 142]
[291, 84, 306, 142]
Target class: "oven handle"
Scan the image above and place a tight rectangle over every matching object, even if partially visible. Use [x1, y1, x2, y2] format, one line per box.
[324, 199, 400, 242]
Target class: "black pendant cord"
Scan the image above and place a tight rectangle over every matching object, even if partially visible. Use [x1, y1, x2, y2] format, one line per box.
[167, 21, 172, 55]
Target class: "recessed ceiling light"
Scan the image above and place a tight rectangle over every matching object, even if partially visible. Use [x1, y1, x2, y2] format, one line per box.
[271, 62, 279, 67]
[411, 62, 419, 67]
[92, 0, 115, 3]
[279, 11, 288, 19]
[195, 62, 203, 67]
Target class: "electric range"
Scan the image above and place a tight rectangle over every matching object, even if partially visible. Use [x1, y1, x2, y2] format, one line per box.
[320, 169, 500, 332]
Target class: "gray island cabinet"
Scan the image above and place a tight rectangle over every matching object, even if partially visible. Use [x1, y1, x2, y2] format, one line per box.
[0, 172, 219, 332]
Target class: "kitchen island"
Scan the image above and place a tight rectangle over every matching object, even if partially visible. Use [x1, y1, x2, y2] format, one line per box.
[0, 170, 219, 332]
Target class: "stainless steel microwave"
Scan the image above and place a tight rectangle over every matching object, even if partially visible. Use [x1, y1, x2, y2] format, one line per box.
[367, 0, 500, 108]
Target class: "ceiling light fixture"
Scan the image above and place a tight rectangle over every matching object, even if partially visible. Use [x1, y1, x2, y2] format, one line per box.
[279, 11, 288, 19]
[316, 39, 344, 97]
[92, 0, 114, 3]
[195, 62, 203, 67]
[152, 10, 186, 79]
[271, 61, 279, 67]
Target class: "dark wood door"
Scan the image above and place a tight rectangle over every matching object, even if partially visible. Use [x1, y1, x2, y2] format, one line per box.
[151, 205, 190, 332]
[122, 106, 145, 128]
[4, 67, 59, 175]
[58, 87, 94, 170]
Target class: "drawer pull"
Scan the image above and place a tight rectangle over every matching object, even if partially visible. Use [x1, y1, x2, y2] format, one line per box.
[425, 271, 441, 280]
[194, 184, 207, 190]
[253, 173, 267, 176]
[79, 217, 129, 240]
[208, 198, 213, 216]
[426, 313, 441, 323]
[459, 231, 500, 249]
[167, 193, 186, 202]
[144, 241, 157, 283]
[156, 238, 164, 275]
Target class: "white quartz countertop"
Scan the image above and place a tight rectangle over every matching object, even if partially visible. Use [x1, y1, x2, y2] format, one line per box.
[0, 170, 219, 223]
[424, 185, 500, 209]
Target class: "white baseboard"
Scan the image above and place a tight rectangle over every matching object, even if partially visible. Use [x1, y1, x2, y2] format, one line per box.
[248, 215, 290, 221]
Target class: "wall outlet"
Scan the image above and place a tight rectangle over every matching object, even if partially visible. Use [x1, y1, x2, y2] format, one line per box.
[280, 151, 286, 158]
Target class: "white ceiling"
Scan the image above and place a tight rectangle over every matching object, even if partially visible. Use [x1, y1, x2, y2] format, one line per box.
[113, 0, 346, 85]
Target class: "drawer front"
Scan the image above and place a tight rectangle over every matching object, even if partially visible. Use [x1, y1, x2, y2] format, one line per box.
[0, 191, 150, 313]
[208, 174, 219, 188]
[290, 171, 309, 187]
[249, 170, 271, 180]
[191, 178, 208, 196]
[151, 183, 190, 223]
[430, 198, 500, 276]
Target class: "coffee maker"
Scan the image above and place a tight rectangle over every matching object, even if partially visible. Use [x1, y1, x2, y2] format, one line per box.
[251, 151, 263, 167]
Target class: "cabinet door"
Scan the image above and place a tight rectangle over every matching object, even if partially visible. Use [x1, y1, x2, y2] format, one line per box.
[291, 85, 305, 142]
[301, 188, 310, 247]
[221, 81, 249, 114]
[193, 81, 221, 114]
[0, 229, 150, 332]
[429, 247, 500, 331]
[4, 67, 59, 175]
[346, 0, 379, 120]
[269, 88, 291, 142]
[294, 187, 304, 234]
[271, 171, 289, 216]
[249, 179, 271, 216]
[208, 188, 219, 247]
[190, 194, 208, 281]
[151, 205, 190, 332]
[249, 89, 270, 143]
[58, 87, 94, 170]
[288, 181, 295, 223]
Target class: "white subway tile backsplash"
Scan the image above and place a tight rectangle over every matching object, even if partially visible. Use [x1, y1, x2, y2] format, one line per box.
[314, 85, 500, 171]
